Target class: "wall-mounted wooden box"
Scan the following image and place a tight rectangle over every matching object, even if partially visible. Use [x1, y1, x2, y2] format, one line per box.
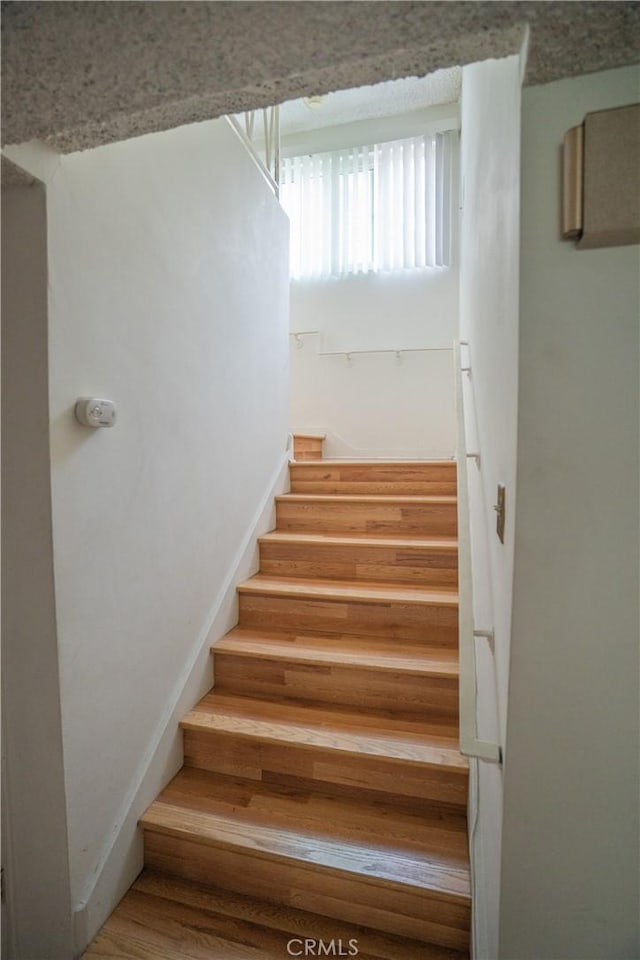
[562, 102, 640, 249]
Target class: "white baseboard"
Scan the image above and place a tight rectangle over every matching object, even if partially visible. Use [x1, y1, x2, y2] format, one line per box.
[73, 448, 291, 956]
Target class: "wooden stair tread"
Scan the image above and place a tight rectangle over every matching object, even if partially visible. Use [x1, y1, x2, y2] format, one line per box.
[260, 531, 458, 550]
[152, 768, 469, 857]
[278, 493, 457, 504]
[237, 574, 458, 606]
[182, 693, 466, 769]
[216, 627, 459, 677]
[83, 871, 469, 960]
[141, 770, 470, 900]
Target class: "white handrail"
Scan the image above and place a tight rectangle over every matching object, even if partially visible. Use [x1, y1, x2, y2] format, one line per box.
[288, 336, 452, 360]
[318, 346, 453, 358]
[454, 340, 501, 764]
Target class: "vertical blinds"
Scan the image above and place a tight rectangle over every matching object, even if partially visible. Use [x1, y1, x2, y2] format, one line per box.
[280, 132, 452, 280]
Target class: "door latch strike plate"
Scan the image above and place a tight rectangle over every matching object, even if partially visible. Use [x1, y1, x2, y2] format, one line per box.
[494, 484, 506, 544]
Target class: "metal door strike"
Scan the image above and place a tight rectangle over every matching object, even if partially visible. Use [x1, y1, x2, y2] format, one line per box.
[495, 484, 506, 544]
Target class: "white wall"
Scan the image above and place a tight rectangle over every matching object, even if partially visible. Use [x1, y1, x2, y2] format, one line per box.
[2, 184, 75, 960]
[458, 54, 523, 959]
[290, 269, 458, 458]
[286, 105, 460, 459]
[501, 64, 640, 959]
[42, 118, 289, 948]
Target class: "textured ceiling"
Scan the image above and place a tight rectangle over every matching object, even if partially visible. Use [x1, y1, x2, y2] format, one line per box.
[278, 68, 462, 137]
[2, 1, 639, 154]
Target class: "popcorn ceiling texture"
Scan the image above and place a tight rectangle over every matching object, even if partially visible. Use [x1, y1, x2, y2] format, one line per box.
[278, 69, 463, 137]
[2, 1, 639, 154]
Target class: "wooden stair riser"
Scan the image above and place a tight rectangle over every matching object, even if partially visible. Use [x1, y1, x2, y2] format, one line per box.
[294, 451, 323, 462]
[276, 498, 457, 537]
[143, 832, 470, 951]
[214, 654, 459, 718]
[292, 436, 324, 461]
[291, 480, 458, 496]
[259, 539, 458, 587]
[182, 731, 468, 809]
[290, 462, 457, 496]
[238, 593, 458, 645]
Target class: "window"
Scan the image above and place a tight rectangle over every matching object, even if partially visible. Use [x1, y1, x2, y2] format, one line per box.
[280, 132, 452, 280]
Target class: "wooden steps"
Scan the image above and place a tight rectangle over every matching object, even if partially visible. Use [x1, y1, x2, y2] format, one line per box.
[214, 627, 459, 716]
[259, 531, 458, 586]
[237, 574, 458, 606]
[276, 493, 457, 537]
[179, 693, 467, 808]
[237, 575, 458, 645]
[85, 458, 469, 957]
[141, 768, 470, 950]
[290, 459, 457, 496]
[83, 870, 469, 960]
[216, 627, 459, 675]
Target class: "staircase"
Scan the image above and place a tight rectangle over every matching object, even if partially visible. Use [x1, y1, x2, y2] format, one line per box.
[85, 459, 470, 959]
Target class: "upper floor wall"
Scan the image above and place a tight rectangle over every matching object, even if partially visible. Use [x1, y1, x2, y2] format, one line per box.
[288, 105, 460, 459]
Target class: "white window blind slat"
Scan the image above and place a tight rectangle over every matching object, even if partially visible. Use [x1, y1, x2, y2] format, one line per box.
[435, 135, 443, 266]
[415, 136, 426, 268]
[404, 140, 415, 271]
[424, 136, 436, 267]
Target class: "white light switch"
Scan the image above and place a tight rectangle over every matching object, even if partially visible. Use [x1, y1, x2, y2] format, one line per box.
[75, 397, 117, 428]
